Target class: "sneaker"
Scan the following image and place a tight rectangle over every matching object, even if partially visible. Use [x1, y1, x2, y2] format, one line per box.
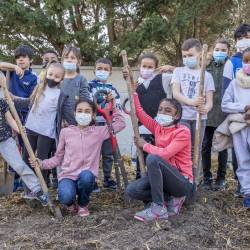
[21, 190, 36, 199]
[92, 182, 101, 193]
[78, 206, 90, 217]
[167, 196, 186, 217]
[234, 182, 243, 198]
[213, 179, 226, 191]
[35, 191, 49, 206]
[67, 203, 78, 214]
[134, 202, 168, 223]
[202, 177, 213, 188]
[103, 179, 117, 190]
[243, 194, 250, 208]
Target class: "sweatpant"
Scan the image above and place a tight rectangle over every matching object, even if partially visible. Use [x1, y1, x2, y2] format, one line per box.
[58, 170, 95, 207]
[180, 119, 206, 182]
[125, 154, 194, 206]
[23, 129, 55, 184]
[136, 134, 155, 179]
[0, 138, 41, 193]
[202, 126, 228, 180]
[232, 127, 250, 195]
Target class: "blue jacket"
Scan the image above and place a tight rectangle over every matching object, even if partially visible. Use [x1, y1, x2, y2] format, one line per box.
[9, 69, 37, 98]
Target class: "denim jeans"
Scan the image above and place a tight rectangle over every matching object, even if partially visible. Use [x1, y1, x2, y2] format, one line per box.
[58, 170, 95, 207]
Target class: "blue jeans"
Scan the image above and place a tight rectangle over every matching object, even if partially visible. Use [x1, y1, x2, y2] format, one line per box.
[58, 170, 95, 207]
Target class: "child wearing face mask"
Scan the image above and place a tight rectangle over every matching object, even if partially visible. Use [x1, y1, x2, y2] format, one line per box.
[123, 53, 173, 179]
[0, 73, 48, 206]
[125, 91, 194, 223]
[30, 96, 126, 217]
[88, 58, 121, 191]
[221, 48, 250, 208]
[222, 23, 250, 196]
[57, 46, 90, 135]
[172, 38, 215, 184]
[13, 63, 65, 189]
[202, 38, 230, 190]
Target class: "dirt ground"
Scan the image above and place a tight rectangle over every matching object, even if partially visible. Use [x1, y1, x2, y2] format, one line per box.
[0, 163, 250, 250]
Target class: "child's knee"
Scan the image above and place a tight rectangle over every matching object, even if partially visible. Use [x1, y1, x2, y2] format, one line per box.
[78, 170, 95, 187]
[146, 154, 160, 168]
[58, 189, 75, 205]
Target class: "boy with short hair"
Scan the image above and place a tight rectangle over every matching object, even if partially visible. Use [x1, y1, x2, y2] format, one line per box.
[88, 58, 121, 190]
[0, 44, 37, 123]
[0, 44, 37, 191]
[202, 38, 230, 190]
[222, 23, 250, 195]
[172, 38, 215, 184]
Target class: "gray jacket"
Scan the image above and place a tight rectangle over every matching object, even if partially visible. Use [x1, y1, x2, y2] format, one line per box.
[57, 74, 90, 138]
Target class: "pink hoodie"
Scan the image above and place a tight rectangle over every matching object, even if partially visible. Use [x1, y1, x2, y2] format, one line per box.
[41, 109, 126, 181]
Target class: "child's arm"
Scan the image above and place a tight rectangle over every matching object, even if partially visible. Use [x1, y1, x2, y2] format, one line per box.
[172, 82, 204, 107]
[5, 111, 19, 133]
[197, 90, 213, 114]
[79, 75, 90, 99]
[142, 128, 190, 160]
[222, 60, 234, 97]
[133, 93, 158, 134]
[41, 130, 66, 169]
[0, 62, 24, 77]
[221, 81, 246, 113]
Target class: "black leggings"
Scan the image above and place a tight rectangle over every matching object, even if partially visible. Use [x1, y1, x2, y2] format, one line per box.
[126, 154, 195, 206]
[23, 129, 55, 184]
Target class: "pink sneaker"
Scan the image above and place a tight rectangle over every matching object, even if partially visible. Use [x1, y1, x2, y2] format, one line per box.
[166, 196, 186, 217]
[78, 206, 90, 217]
[67, 204, 78, 214]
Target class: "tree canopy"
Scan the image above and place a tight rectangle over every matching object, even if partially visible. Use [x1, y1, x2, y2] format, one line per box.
[0, 0, 249, 65]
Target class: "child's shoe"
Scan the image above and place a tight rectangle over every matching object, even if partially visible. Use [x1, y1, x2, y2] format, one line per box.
[167, 196, 186, 217]
[243, 194, 250, 208]
[67, 203, 79, 214]
[103, 179, 117, 190]
[134, 202, 168, 223]
[78, 206, 90, 217]
[35, 191, 49, 206]
[92, 182, 101, 193]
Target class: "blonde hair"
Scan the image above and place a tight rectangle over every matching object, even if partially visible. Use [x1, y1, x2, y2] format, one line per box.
[61, 46, 81, 73]
[30, 63, 65, 110]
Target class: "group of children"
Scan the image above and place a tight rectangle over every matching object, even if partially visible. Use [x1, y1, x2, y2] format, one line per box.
[0, 23, 250, 222]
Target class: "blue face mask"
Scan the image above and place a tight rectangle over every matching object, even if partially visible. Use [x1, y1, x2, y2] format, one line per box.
[183, 56, 199, 69]
[63, 62, 77, 72]
[213, 51, 227, 63]
[95, 70, 110, 82]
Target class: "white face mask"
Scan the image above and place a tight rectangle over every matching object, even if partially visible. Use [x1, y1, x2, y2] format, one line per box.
[236, 38, 250, 52]
[155, 114, 174, 126]
[75, 113, 92, 126]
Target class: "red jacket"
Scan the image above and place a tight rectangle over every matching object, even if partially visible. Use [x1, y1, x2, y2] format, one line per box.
[134, 93, 193, 181]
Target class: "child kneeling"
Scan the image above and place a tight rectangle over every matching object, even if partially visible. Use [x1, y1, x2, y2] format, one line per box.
[31, 96, 125, 217]
[125, 92, 195, 223]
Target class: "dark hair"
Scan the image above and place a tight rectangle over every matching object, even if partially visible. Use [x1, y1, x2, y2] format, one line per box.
[75, 98, 97, 113]
[43, 49, 58, 58]
[95, 58, 112, 69]
[234, 23, 250, 41]
[214, 38, 230, 49]
[138, 53, 159, 68]
[242, 47, 250, 63]
[159, 98, 182, 124]
[182, 38, 202, 52]
[14, 45, 34, 60]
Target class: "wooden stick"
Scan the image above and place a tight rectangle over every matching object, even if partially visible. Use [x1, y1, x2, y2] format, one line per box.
[120, 50, 146, 175]
[1, 71, 62, 218]
[193, 44, 208, 180]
